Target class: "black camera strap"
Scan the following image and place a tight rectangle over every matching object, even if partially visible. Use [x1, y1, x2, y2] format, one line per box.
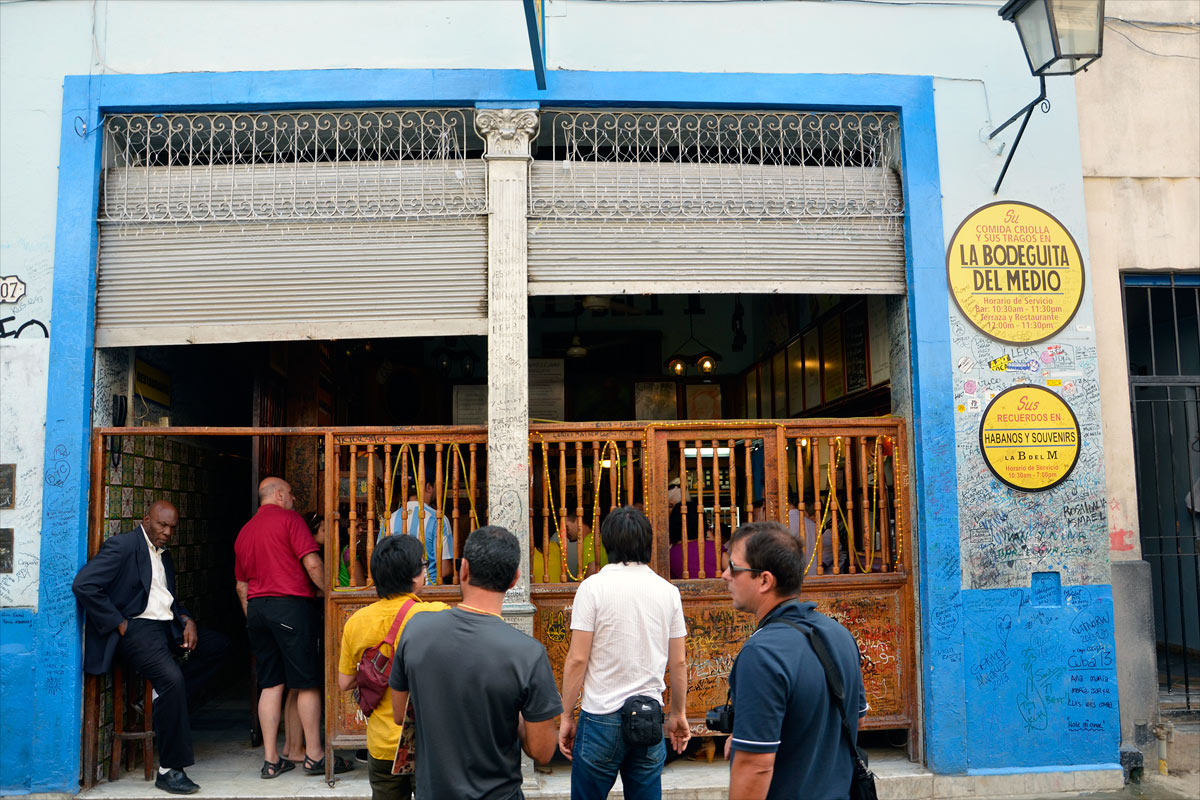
[763, 616, 870, 770]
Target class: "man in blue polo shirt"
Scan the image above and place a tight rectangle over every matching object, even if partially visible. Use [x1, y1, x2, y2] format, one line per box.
[722, 521, 867, 800]
[389, 475, 454, 585]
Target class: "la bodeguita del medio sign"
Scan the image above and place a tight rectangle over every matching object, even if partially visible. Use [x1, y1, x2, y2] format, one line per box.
[947, 201, 1084, 346]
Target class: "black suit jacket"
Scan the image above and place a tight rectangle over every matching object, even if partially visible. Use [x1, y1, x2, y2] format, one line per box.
[72, 527, 190, 675]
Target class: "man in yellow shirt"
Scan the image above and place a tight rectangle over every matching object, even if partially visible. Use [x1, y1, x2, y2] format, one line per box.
[337, 535, 447, 800]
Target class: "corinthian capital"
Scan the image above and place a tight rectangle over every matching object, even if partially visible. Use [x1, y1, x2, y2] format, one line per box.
[475, 109, 540, 158]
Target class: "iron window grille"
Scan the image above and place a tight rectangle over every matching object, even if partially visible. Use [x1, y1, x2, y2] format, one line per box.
[100, 109, 487, 223]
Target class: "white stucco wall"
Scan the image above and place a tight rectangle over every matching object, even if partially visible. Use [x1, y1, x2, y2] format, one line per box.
[0, 0, 1100, 607]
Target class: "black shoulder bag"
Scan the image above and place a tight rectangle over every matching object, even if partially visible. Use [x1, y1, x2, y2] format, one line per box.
[767, 617, 878, 800]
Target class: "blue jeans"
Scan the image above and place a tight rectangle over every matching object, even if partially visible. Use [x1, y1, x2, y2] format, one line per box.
[570, 709, 666, 800]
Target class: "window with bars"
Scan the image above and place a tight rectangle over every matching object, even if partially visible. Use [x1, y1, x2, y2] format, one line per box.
[1123, 272, 1200, 713]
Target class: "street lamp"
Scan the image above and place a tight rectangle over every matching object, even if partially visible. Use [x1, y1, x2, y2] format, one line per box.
[991, 0, 1105, 193]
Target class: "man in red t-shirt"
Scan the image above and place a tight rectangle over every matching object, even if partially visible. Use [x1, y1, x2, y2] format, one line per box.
[235, 477, 349, 778]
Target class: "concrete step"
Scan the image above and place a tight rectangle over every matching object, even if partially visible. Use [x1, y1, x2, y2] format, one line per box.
[77, 744, 1126, 800]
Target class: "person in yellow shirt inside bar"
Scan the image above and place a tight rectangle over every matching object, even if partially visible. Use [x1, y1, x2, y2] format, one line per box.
[337, 535, 447, 800]
[532, 514, 607, 583]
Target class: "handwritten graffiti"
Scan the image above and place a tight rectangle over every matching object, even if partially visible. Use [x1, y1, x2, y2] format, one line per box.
[44, 444, 71, 488]
[544, 610, 569, 643]
[1017, 672, 1048, 732]
[0, 315, 48, 339]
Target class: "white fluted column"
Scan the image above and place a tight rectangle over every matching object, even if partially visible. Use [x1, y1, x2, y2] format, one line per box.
[476, 107, 539, 622]
[476, 105, 541, 790]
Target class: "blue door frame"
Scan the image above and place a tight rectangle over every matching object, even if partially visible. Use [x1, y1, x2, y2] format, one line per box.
[18, 68, 962, 794]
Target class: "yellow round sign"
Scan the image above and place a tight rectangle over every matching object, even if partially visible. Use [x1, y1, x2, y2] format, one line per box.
[979, 385, 1081, 492]
[947, 202, 1084, 345]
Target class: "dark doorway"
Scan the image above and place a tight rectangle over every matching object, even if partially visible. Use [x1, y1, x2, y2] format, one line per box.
[1124, 273, 1200, 715]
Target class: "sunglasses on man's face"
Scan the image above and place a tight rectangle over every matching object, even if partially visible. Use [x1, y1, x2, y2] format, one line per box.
[727, 560, 762, 576]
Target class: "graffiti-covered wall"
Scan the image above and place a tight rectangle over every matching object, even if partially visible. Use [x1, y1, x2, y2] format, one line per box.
[943, 197, 1120, 766]
[950, 203, 1110, 590]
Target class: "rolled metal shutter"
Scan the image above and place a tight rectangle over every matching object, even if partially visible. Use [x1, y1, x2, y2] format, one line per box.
[96, 160, 487, 347]
[527, 162, 905, 296]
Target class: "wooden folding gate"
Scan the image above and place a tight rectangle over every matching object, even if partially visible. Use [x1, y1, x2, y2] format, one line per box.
[82, 419, 915, 785]
[323, 419, 915, 753]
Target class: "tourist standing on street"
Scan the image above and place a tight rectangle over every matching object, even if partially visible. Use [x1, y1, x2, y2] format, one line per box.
[338, 534, 447, 800]
[390, 525, 561, 799]
[558, 505, 691, 800]
[234, 477, 352, 778]
[723, 521, 867, 800]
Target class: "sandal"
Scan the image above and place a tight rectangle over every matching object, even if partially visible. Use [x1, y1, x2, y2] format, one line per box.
[261, 758, 295, 779]
[303, 754, 354, 775]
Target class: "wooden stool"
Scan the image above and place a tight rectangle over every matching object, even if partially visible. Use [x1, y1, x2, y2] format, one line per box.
[110, 661, 155, 781]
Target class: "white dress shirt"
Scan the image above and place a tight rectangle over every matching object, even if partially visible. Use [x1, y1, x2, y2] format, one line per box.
[135, 526, 176, 621]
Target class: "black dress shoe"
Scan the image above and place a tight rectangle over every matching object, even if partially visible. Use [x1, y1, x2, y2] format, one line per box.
[155, 768, 200, 795]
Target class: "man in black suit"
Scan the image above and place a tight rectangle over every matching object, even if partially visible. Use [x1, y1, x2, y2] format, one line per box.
[73, 500, 226, 794]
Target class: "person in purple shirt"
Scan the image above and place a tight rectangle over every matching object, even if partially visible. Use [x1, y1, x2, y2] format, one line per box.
[668, 500, 725, 579]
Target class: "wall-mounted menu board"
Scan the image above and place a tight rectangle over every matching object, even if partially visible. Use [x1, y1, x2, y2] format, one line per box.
[803, 330, 821, 410]
[822, 316, 845, 403]
[844, 309, 868, 395]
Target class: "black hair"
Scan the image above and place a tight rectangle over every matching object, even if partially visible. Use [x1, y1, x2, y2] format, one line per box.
[371, 534, 426, 599]
[463, 526, 521, 592]
[666, 499, 701, 546]
[406, 464, 438, 499]
[730, 520, 805, 595]
[303, 512, 323, 535]
[600, 505, 652, 564]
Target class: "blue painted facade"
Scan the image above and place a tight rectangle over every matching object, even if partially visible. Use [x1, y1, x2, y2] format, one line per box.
[0, 67, 1119, 794]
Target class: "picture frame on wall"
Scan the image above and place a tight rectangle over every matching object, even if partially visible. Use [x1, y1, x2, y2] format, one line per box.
[868, 295, 891, 387]
[758, 361, 771, 416]
[803, 329, 821, 411]
[787, 339, 804, 416]
[822, 315, 845, 403]
[686, 384, 723, 420]
[746, 369, 759, 418]
[771, 349, 787, 419]
[635, 381, 679, 420]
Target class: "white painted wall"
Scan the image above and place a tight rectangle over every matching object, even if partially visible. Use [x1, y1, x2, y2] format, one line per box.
[0, 341, 49, 608]
[1076, 0, 1200, 560]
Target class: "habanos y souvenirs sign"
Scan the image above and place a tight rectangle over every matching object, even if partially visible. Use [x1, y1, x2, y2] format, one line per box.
[947, 202, 1084, 344]
[979, 385, 1080, 492]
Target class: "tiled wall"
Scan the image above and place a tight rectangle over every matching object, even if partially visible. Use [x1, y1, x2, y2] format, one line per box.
[92, 435, 235, 782]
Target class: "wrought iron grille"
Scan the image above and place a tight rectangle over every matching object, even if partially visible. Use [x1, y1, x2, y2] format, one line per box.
[100, 109, 486, 222]
[530, 110, 903, 222]
[1124, 273, 1200, 714]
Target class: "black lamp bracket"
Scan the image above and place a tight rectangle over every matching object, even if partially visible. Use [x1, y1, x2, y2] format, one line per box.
[989, 75, 1050, 195]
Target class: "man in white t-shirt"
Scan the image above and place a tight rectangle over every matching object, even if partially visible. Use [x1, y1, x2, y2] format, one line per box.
[558, 506, 690, 800]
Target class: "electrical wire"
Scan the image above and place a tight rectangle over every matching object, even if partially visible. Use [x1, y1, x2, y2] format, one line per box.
[1107, 17, 1200, 35]
[1108, 25, 1200, 60]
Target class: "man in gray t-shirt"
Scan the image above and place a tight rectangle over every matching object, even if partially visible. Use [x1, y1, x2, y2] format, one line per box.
[391, 526, 561, 799]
